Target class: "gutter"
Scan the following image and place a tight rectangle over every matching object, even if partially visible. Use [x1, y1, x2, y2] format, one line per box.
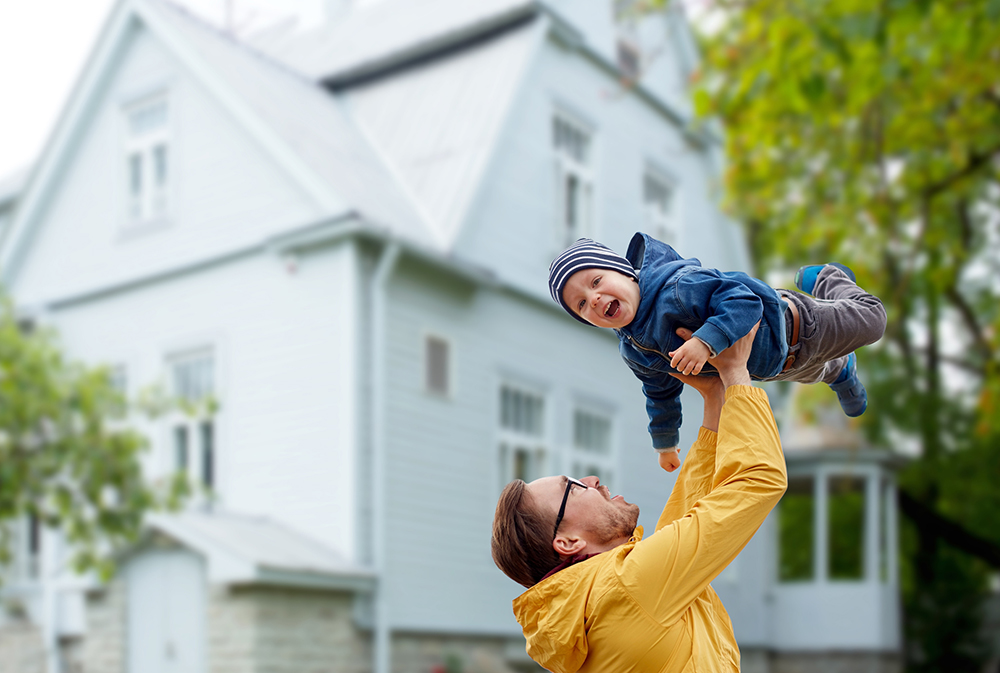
[370, 241, 401, 673]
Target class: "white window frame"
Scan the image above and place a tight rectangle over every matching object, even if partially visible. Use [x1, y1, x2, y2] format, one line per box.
[553, 111, 595, 248]
[422, 332, 453, 398]
[643, 167, 680, 248]
[166, 350, 216, 491]
[497, 383, 549, 490]
[569, 406, 616, 490]
[123, 93, 171, 226]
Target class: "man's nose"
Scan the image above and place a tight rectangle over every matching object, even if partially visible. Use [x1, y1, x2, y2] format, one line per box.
[582, 476, 600, 488]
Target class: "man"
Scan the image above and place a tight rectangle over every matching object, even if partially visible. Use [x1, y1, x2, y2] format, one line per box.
[491, 323, 787, 672]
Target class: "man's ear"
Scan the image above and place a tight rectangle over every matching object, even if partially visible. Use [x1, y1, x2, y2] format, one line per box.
[553, 532, 587, 558]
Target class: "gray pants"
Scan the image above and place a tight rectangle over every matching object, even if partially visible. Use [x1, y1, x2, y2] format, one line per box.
[771, 266, 887, 385]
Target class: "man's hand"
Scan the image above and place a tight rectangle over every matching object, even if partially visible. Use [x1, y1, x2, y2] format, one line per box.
[668, 338, 711, 375]
[658, 448, 681, 472]
[713, 322, 758, 388]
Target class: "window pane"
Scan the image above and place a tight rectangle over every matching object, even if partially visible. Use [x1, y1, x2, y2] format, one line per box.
[574, 410, 611, 453]
[153, 145, 168, 186]
[200, 421, 214, 489]
[500, 386, 544, 436]
[174, 425, 189, 471]
[779, 476, 814, 581]
[172, 354, 214, 402]
[128, 99, 168, 136]
[828, 476, 865, 580]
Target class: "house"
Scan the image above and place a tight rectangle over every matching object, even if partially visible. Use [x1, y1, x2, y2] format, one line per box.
[0, 0, 902, 671]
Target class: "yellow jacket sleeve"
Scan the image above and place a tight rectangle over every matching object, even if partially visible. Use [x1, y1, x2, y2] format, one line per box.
[619, 386, 787, 626]
[656, 426, 718, 532]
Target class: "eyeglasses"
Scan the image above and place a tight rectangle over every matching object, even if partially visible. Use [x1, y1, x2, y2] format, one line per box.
[553, 476, 589, 539]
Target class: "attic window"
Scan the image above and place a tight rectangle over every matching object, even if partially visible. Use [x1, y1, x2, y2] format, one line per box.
[124, 95, 170, 224]
[553, 113, 594, 246]
[644, 171, 678, 247]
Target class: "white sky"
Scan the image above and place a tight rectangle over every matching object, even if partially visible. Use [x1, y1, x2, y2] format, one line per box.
[0, 0, 340, 180]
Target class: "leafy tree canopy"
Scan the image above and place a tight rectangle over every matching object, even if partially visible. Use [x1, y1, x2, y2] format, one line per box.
[0, 298, 185, 581]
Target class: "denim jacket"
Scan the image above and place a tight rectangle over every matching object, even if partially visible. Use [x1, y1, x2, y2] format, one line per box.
[616, 233, 788, 449]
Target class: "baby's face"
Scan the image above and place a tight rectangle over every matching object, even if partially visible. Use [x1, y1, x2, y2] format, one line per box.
[562, 268, 640, 329]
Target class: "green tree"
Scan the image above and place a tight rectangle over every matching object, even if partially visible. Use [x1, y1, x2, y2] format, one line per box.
[0, 297, 186, 581]
[667, 0, 1000, 669]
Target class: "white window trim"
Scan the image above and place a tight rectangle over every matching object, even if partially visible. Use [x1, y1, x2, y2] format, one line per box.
[497, 382, 550, 490]
[164, 348, 218, 495]
[553, 109, 597, 248]
[643, 165, 681, 249]
[568, 404, 617, 490]
[422, 331, 454, 399]
[121, 91, 172, 232]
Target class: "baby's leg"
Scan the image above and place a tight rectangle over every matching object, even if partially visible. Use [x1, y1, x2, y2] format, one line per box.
[773, 266, 886, 384]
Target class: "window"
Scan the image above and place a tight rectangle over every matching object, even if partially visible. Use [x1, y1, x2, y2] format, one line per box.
[124, 95, 170, 223]
[169, 351, 215, 489]
[614, 0, 642, 81]
[424, 335, 450, 396]
[778, 475, 815, 581]
[828, 475, 866, 580]
[553, 114, 594, 246]
[571, 409, 615, 487]
[498, 385, 547, 488]
[644, 171, 678, 247]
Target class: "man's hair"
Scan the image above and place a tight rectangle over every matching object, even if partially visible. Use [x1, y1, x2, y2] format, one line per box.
[491, 479, 562, 588]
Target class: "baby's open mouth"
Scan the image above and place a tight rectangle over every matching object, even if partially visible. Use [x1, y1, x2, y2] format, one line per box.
[605, 299, 620, 318]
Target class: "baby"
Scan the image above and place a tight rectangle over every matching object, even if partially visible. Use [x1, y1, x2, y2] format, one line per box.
[548, 233, 886, 471]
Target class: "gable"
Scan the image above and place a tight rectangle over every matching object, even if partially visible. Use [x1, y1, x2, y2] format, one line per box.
[9, 20, 324, 306]
[345, 21, 542, 249]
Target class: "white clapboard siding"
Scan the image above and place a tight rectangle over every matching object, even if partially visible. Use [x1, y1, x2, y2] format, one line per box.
[45, 242, 362, 560]
[12, 24, 323, 308]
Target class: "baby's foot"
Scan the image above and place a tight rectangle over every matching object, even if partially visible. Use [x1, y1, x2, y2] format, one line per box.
[829, 353, 867, 417]
[795, 263, 855, 296]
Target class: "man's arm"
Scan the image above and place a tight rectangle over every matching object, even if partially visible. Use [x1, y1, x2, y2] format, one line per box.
[623, 324, 787, 625]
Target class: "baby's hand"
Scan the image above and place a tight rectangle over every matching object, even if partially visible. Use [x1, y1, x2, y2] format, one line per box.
[658, 448, 681, 472]
[668, 337, 711, 375]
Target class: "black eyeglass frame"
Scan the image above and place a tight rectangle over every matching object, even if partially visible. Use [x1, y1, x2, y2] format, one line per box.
[553, 476, 589, 539]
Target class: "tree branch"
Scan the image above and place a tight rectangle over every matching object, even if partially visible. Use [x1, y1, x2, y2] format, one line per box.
[925, 143, 1000, 199]
[899, 489, 1000, 568]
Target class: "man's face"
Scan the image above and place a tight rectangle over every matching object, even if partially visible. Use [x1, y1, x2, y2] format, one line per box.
[525, 475, 639, 552]
[561, 268, 640, 329]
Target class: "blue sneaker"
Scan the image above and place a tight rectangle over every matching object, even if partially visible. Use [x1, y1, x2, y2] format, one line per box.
[795, 263, 856, 296]
[829, 353, 867, 417]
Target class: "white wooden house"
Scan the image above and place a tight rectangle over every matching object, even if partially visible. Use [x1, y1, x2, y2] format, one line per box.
[0, 1, 902, 672]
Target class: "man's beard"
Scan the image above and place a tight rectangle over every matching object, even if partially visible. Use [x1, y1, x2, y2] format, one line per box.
[591, 502, 640, 545]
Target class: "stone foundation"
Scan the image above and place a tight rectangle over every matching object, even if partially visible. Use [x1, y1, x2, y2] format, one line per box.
[0, 621, 45, 673]
[770, 650, 903, 673]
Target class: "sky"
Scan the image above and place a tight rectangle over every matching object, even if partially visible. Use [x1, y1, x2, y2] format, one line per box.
[0, 0, 337, 181]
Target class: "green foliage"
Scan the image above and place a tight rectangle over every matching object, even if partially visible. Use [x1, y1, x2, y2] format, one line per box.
[665, 0, 1000, 668]
[0, 297, 187, 581]
[778, 476, 814, 581]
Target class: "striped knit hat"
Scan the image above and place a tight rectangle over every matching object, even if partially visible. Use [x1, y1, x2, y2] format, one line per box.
[548, 238, 638, 325]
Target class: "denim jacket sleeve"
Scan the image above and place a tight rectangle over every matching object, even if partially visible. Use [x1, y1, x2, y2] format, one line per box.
[677, 269, 764, 356]
[641, 371, 685, 450]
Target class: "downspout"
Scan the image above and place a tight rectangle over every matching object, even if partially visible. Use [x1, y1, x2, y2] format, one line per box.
[371, 241, 400, 673]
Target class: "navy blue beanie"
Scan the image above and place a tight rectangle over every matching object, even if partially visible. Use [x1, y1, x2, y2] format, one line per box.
[548, 238, 638, 325]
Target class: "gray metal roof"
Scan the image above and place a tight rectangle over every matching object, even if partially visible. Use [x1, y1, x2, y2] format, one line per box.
[247, 0, 537, 83]
[152, 0, 438, 247]
[345, 21, 538, 248]
[149, 511, 376, 587]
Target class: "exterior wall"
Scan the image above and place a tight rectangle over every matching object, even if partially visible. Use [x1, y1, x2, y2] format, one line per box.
[392, 631, 543, 673]
[44, 243, 361, 560]
[12, 22, 322, 308]
[378, 257, 707, 633]
[0, 622, 45, 673]
[82, 580, 127, 673]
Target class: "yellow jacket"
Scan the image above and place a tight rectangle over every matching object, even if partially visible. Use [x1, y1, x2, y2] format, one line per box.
[512, 387, 786, 673]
